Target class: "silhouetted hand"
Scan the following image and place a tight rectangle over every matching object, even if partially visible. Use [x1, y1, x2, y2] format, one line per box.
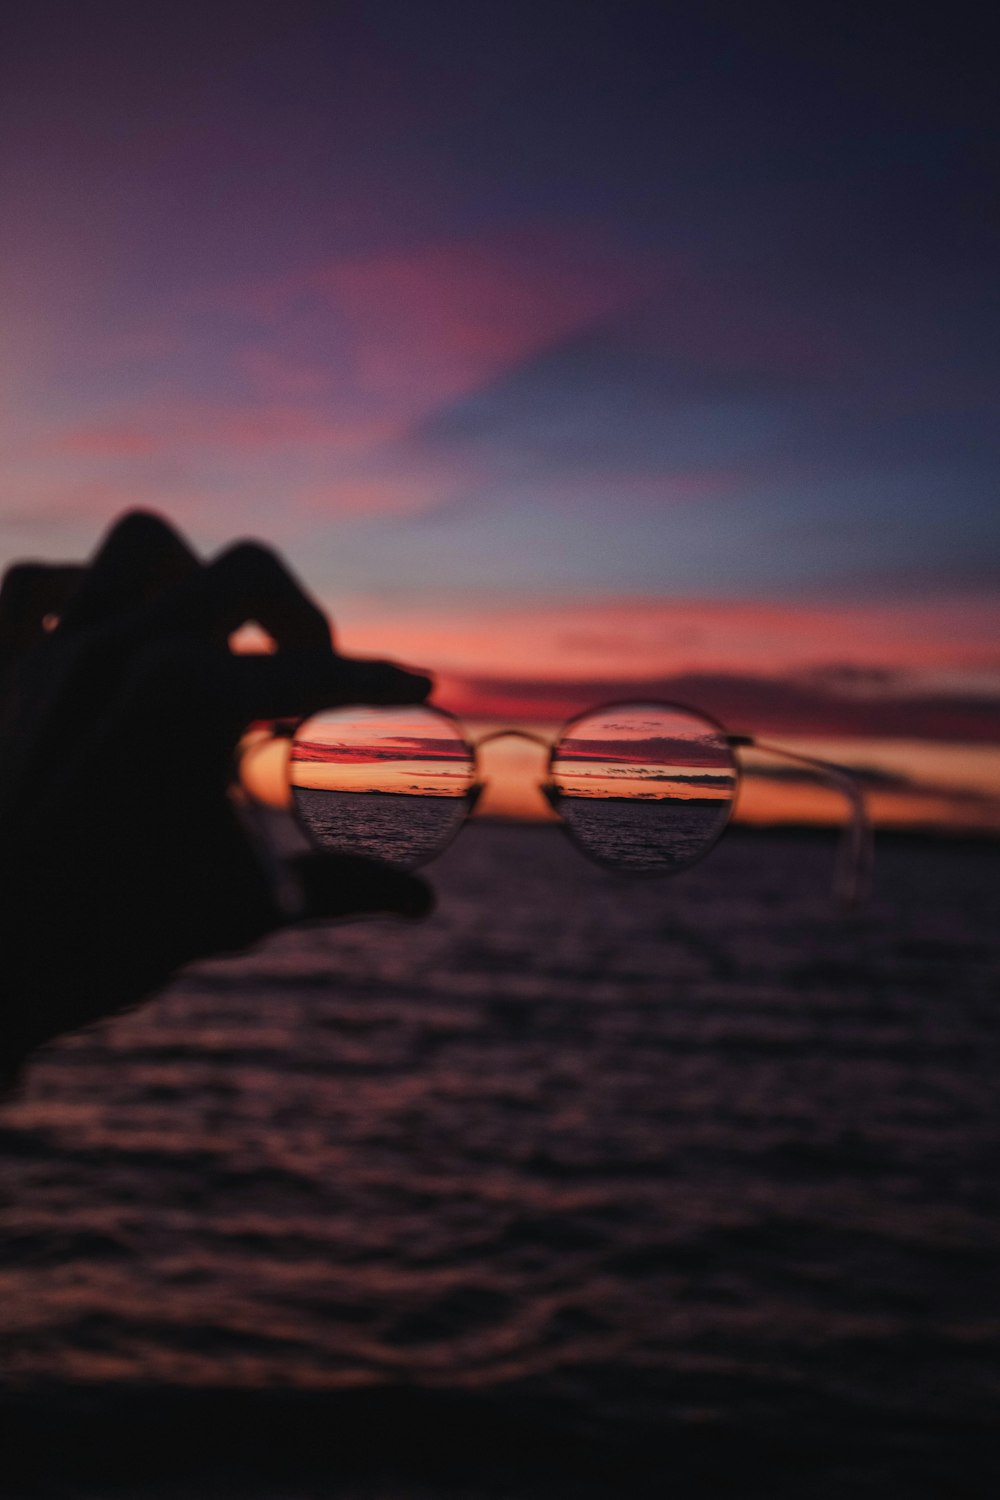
[0, 512, 433, 1083]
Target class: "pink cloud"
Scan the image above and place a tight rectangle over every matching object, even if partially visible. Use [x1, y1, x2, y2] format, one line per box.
[295, 476, 444, 519]
[58, 426, 161, 458]
[201, 406, 391, 453]
[434, 669, 1000, 744]
[216, 228, 653, 412]
[237, 347, 337, 400]
[333, 594, 1000, 679]
[0, 480, 233, 537]
[8, 228, 660, 535]
[556, 734, 733, 768]
[51, 402, 392, 458]
[293, 736, 469, 765]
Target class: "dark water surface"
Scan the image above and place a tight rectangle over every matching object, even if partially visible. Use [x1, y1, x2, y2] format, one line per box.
[558, 795, 730, 868]
[2, 826, 999, 1497]
[294, 787, 468, 867]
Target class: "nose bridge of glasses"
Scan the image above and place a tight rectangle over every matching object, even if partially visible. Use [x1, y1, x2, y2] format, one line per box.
[467, 728, 559, 822]
[473, 727, 552, 752]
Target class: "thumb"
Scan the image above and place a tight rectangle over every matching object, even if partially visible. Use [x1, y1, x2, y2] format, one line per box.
[288, 852, 435, 922]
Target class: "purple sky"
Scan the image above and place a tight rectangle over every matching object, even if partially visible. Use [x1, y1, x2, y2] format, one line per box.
[2, 1, 998, 780]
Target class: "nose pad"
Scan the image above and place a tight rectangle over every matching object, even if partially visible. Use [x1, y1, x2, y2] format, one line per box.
[467, 781, 486, 811]
[541, 781, 561, 810]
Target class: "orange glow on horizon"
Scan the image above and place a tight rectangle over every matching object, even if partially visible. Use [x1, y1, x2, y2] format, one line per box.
[287, 706, 474, 799]
[240, 712, 1000, 836]
[333, 594, 1000, 681]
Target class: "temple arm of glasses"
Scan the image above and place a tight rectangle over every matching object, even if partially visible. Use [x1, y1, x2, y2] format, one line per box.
[728, 736, 874, 908]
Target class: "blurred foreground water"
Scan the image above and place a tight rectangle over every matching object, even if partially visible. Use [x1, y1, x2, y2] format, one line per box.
[2, 825, 999, 1498]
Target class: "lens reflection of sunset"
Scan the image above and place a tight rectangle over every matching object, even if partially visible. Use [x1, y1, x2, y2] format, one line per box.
[551, 708, 735, 803]
[290, 709, 474, 798]
[552, 761, 734, 801]
[555, 734, 732, 768]
[280, 702, 1000, 832]
[292, 736, 469, 765]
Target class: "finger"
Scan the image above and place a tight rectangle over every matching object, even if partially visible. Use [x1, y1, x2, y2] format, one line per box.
[57, 510, 200, 633]
[142, 540, 333, 650]
[222, 649, 433, 724]
[115, 642, 431, 774]
[0, 563, 85, 654]
[290, 852, 435, 921]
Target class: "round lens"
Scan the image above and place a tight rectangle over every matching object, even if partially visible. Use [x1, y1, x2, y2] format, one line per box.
[289, 704, 475, 868]
[549, 702, 737, 873]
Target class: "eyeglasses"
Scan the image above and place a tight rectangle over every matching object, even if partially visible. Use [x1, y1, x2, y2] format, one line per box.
[284, 699, 873, 906]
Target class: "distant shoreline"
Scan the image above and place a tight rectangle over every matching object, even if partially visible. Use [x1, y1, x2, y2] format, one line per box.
[295, 787, 725, 807]
[292, 786, 1000, 843]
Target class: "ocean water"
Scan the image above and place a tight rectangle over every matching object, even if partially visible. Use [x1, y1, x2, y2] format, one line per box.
[293, 787, 468, 866]
[1, 824, 999, 1498]
[293, 786, 730, 873]
[558, 795, 730, 869]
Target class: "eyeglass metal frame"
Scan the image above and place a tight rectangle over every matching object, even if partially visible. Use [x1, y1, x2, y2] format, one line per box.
[286, 697, 874, 907]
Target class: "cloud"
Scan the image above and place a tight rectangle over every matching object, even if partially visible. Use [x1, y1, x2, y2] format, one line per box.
[438, 668, 1000, 744]
[568, 769, 735, 787]
[212, 229, 651, 416]
[556, 734, 732, 768]
[52, 403, 392, 459]
[334, 594, 1000, 680]
[9, 403, 439, 533]
[10, 228, 654, 535]
[387, 259, 1000, 554]
[292, 735, 470, 765]
[57, 426, 163, 458]
[406, 324, 797, 490]
[748, 760, 999, 806]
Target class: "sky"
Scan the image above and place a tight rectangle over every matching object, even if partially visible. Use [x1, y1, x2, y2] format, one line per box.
[290, 706, 474, 795]
[2, 0, 998, 828]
